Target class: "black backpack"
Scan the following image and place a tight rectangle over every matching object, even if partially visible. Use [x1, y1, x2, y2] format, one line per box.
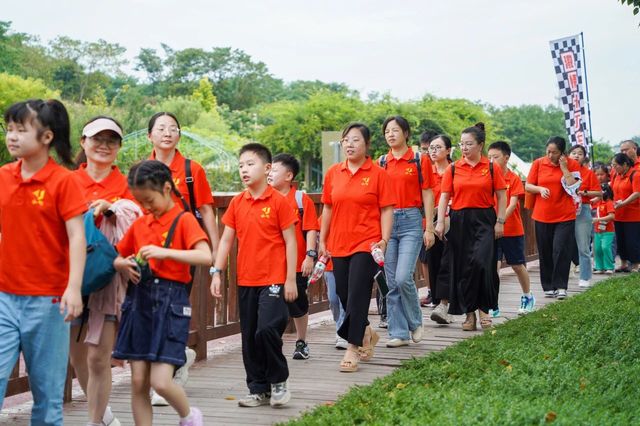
[378, 151, 424, 188]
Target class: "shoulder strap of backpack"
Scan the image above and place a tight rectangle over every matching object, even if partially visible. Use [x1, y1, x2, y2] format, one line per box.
[164, 211, 186, 249]
[295, 190, 304, 218]
[407, 151, 424, 188]
[489, 160, 495, 196]
[185, 159, 198, 216]
[378, 154, 387, 169]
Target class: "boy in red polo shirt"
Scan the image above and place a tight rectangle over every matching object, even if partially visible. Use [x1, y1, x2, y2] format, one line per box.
[487, 141, 535, 315]
[269, 153, 319, 360]
[211, 143, 298, 408]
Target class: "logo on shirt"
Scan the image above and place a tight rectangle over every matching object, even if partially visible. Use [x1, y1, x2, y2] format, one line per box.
[405, 167, 414, 176]
[361, 177, 370, 186]
[173, 177, 181, 187]
[32, 189, 45, 206]
[506, 184, 511, 190]
[481, 168, 489, 176]
[261, 207, 271, 219]
[268, 284, 281, 298]
[111, 196, 121, 202]
[160, 231, 168, 246]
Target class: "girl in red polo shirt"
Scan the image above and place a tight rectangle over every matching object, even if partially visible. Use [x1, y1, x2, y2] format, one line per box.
[435, 123, 507, 331]
[0, 99, 86, 424]
[525, 136, 581, 299]
[320, 123, 396, 372]
[112, 160, 211, 426]
[377, 116, 434, 348]
[593, 183, 615, 274]
[70, 116, 140, 426]
[568, 145, 601, 288]
[147, 112, 219, 404]
[610, 153, 640, 272]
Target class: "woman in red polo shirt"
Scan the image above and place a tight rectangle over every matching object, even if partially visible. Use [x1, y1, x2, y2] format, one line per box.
[378, 116, 434, 348]
[435, 123, 507, 331]
[525, 136, 580, 299]
[610, 153, 640, 272]
[70, 116, 140, 426]
[320, 123, 395, 372]
[568, 145, 601, 287]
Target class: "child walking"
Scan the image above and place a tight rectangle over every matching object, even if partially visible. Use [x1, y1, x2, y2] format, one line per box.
[0, 99, 86, 424]
[112, 160, 211, 426]
[593, 184, 615, 274]
[211, 143, 298, 408]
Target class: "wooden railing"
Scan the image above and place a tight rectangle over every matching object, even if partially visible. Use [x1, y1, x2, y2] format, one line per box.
[5, 191, 537, 401]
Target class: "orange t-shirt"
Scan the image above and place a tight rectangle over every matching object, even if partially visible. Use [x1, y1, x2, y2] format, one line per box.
[223, 186, 298, 286]
[440, 157, 506, 210]
[0, 158, 87, 296]
[497, 170, 525, 237]
[611, 169, 640, 222]
[321, 158, 396, 257]
[578, 165, 600, 204]
[282, 189, 319, 272]
[74, 163, 133, 203]
[378, 149, 433, 209]
[117, 204, 208, 283]
[594, 200, 615, 233]
[150, 150, 214, 210]
[527, 157, 581, 223]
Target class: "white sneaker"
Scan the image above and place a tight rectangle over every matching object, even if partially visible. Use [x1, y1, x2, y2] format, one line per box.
[150, 390, 169, 406]
[102, 406, 121, 426]
[430, 304, 453, 324]
[335, 334, 348, 350]
[238, 392, 271, 407]
[174, 348, 197, 387]
[411, 325, 424, 343]
[544, 290, 558, 298]
[578, 280, 591, 288]
[557, 289, 567, 299]
[386, 338, 410, 348]
[270, 381, 291, 407]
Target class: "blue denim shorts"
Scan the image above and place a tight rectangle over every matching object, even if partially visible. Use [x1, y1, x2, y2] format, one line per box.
[496, 235, 526, 266]
[113, 278, 191, 367]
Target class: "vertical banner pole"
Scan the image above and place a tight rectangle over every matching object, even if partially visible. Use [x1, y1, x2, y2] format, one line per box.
[580, 32, 595, 164]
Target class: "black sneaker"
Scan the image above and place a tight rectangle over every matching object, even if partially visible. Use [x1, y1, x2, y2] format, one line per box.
[292, 339, 310, 360]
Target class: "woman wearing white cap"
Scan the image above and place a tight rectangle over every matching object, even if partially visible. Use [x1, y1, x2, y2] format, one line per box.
[69, 116, 142, 426]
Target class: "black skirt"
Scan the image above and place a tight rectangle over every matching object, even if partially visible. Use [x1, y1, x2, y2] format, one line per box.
[447, 208, 499, 315]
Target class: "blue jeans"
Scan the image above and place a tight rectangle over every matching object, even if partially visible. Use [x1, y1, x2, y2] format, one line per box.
[575, 203, 593, 281]
[0, 292, 70, 426]
[384, 208, 423, 340]
[324, 271, 345, 330]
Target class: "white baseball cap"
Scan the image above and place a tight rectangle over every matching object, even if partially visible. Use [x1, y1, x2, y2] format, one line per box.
[82, 118, 123, 138]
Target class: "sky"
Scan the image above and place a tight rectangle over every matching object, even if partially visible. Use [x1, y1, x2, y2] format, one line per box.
[4, 0, 639, 144]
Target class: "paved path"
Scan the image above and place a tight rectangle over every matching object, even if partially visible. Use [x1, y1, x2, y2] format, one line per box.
[0, 263, 607, 425]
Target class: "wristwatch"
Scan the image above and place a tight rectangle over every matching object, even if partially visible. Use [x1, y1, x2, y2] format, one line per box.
[496, 218, 506, 224]
[209, 267, 222, 276]
[306, 249, 318, 258]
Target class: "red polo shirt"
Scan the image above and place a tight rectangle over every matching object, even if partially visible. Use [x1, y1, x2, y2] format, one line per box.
[440, 157, 506, 210]
[526, 157, 581, 223]
[379, 149, 433, 209]
[0, 158, 87, 296]
[282, 188, 319, 272]
[321, 157, 396, 257]
[498, 170, 525, 237]
[74, 163, 133, 203]
[611, 169, 640, 222]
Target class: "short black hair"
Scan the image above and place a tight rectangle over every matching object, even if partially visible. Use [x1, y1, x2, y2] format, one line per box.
[239, 142, 272, 164]
[383, 116, 411, 141]
[546, 136, 567, 153]
[341, 122, 371, 145]
[420, 131, 438, 144]
[487, 141, 511, 157]
[272, 153, 300, 179]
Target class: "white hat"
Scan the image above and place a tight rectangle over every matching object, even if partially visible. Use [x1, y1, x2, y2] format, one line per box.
[82, 118, 123, 138]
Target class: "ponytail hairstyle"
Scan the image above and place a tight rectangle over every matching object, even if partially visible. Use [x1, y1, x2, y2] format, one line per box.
[601, 182, 613, 202]
[613, 153, 634, 169]
[148, 111, 181, 134]
[128, 160, 181, 200]
[461, 122, 486, 146]
[4, 99, 73, 166]
[428, 134, 453, 162]
[546, 136, 567, 154]
[382, 115, 411, 145]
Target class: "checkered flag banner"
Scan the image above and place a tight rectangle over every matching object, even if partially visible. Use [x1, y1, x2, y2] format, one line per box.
[549, 34, 591, 149]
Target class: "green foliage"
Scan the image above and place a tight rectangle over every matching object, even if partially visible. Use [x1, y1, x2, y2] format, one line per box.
[288, 276, 640, 425]
[619, 0, 640, 21]
[191, 77, 218, 112]
[592, 140, 615, 163]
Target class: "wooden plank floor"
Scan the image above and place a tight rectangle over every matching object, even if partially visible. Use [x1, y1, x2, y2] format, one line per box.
[1, 262, 609, 425]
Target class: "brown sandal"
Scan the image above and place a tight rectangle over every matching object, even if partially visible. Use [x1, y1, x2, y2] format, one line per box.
[462, 312, 477, 331]
[358, 327, 379, 361]
[479, 311, 493, 329]
[340, 349, 360, 372]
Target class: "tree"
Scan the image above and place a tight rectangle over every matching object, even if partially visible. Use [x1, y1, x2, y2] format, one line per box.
[591, 140, 615, 163]
[619, 0, 640, 22]
[192, 77, 218, 112]
[135, 48, 164, 85]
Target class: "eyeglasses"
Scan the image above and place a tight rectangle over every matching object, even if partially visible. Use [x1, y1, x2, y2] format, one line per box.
[89, 135, 120, 149]
[429, 145, 445, 152]
[153, 127, 180, 136]
[341, 137, 363, 146]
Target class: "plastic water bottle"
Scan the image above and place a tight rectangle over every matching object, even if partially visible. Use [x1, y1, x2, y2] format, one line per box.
[370, 242, 385, 266]
[597, 221, 606, 231]
[308, 254, 330, 285]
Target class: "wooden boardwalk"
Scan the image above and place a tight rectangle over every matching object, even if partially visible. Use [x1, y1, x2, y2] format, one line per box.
[1, 262, 608, 425]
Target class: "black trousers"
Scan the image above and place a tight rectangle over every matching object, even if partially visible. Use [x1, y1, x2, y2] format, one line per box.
[238, 285, 289, 394]
[534, 220, 575, 291]
[426, 236, 451, 302]
[614, 221, 640, 263]
[333, 253, 377, 347]
[448, 208, 499, 315]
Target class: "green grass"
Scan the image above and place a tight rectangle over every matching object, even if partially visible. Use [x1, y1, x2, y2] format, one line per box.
[288, 276, 640, 425]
